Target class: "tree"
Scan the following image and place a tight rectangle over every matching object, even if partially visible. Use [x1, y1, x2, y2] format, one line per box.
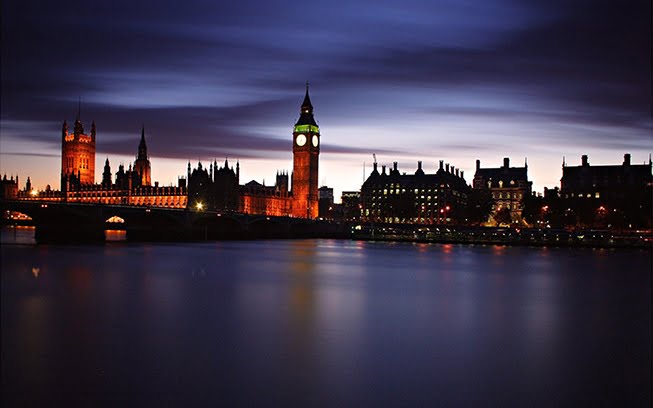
[521, 193, 544, 226]
[464, 188, 494, 225]
[494, 207, 513, 226]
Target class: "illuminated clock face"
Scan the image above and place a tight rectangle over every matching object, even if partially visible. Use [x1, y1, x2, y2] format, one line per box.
[296, 134, 306, 146]
[312, 135, 319, 147]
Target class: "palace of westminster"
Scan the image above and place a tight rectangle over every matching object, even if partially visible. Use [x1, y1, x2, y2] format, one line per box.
[1, 86, 651, 226]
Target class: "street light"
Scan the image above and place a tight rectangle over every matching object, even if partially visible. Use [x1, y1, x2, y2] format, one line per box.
[196, 202, 204, 211]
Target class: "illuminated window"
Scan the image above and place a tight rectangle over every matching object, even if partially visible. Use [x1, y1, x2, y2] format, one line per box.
[499, 181, 503, 188]
[595, 192, 600, 198]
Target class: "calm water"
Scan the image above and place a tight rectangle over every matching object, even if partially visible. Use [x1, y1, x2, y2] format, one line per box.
[1, 228, 651, 406]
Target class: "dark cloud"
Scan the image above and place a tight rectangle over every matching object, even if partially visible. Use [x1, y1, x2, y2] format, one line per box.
[1, 0, 650, 188]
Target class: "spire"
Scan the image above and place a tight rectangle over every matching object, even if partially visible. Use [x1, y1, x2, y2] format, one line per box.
[295, 82, 317, 127]
[301, 81, 313, 113]
[74, 99, 84, 135]
[138, 125, 148, 160]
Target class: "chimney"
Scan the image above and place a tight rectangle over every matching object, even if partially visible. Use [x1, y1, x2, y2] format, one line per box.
[460, 170, 464, 179]
[451, 166, 455, 174]
[503, 157, 510, 168]
[455, 168, 459, 177]
[381, 165, 386, 175]
[581, 155, 588, 166]
[445, 163, 450, 172]
[373, 162, 378, 172]
[623, 153, 631, 166]
[476, 159, 480, 171]
[417, 161, 422, 171]
[393, 162, 398, 172]
[439, 160, 444, 170]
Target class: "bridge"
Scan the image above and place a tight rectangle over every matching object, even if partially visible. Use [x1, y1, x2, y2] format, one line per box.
[0, 200, 349, 243]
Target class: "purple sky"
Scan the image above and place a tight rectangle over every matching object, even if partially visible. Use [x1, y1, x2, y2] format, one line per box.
[1, 0, 651, 200]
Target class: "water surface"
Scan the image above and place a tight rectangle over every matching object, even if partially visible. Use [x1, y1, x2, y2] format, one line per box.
[2, 234, 651, 406]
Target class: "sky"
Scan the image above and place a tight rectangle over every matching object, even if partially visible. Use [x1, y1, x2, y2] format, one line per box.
[1, 0, 651, 200]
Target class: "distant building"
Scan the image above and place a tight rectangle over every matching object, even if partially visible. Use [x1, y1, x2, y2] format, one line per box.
[361, 160, 469, 224]
[13, 86, 327, 219]
[341, 191, 361, 221]
[133, 126, 152, 186]
[473, 157, 532, 224]
[318, 186, 334, 218]
[190, 85, 323, 218]
[61, 110, 96, 190]
[187, 159, 240, 212]
[0, 175, 19, 199]
[21, 119, 188, 208]
[561, 154, 651, 201]
[559, 154, 652, 228]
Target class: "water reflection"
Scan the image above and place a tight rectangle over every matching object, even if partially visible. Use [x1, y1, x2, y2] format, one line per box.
[1, 225, 36, 244]
[1, 240, 650, 406]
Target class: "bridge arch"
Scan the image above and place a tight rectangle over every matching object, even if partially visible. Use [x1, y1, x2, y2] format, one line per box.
[192, 214, 245, 239]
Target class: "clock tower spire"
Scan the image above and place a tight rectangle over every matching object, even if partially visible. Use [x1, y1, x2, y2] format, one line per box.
[292, 83, 320, 219]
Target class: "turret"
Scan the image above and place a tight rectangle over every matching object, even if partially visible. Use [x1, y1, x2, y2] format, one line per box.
[62, 120, 68, 140]
[102, 158, 112, 187]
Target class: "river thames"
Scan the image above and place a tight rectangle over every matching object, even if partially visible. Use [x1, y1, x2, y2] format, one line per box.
[1, 227, 651, 406]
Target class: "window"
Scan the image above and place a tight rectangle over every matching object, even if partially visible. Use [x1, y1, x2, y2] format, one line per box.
[499, 181, 503, 188]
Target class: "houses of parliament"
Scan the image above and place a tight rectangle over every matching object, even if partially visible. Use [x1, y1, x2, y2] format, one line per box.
[3, 87, 322, 219]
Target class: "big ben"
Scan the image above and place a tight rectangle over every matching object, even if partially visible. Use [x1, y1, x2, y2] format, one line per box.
[292, 84, 320, 219]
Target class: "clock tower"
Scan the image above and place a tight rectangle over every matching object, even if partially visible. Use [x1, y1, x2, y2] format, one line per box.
[292, 84, 320, 219]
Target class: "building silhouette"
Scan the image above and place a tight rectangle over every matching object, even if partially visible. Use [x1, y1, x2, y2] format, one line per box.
[558, 154, 652, 228]
[61, 107, 96, 190]
[360, 160, 469, 224]
[561, 154, 651, 201]
[187, 85, 322, 218]
[473, 157, 532, 224]
[133, 126, 152, 186]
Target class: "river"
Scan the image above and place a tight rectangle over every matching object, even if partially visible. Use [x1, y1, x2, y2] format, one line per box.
[1, 227, 651, 406]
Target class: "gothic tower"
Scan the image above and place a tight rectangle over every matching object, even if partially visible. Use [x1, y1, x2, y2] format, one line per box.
[102, 158, 112, 188]
[292, 84, 320, 219]
[133, 125, 152, 186]
[61, 105, 96, 190]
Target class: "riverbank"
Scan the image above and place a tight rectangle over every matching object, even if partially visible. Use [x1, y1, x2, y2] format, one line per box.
[351, 225, 653, 249]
